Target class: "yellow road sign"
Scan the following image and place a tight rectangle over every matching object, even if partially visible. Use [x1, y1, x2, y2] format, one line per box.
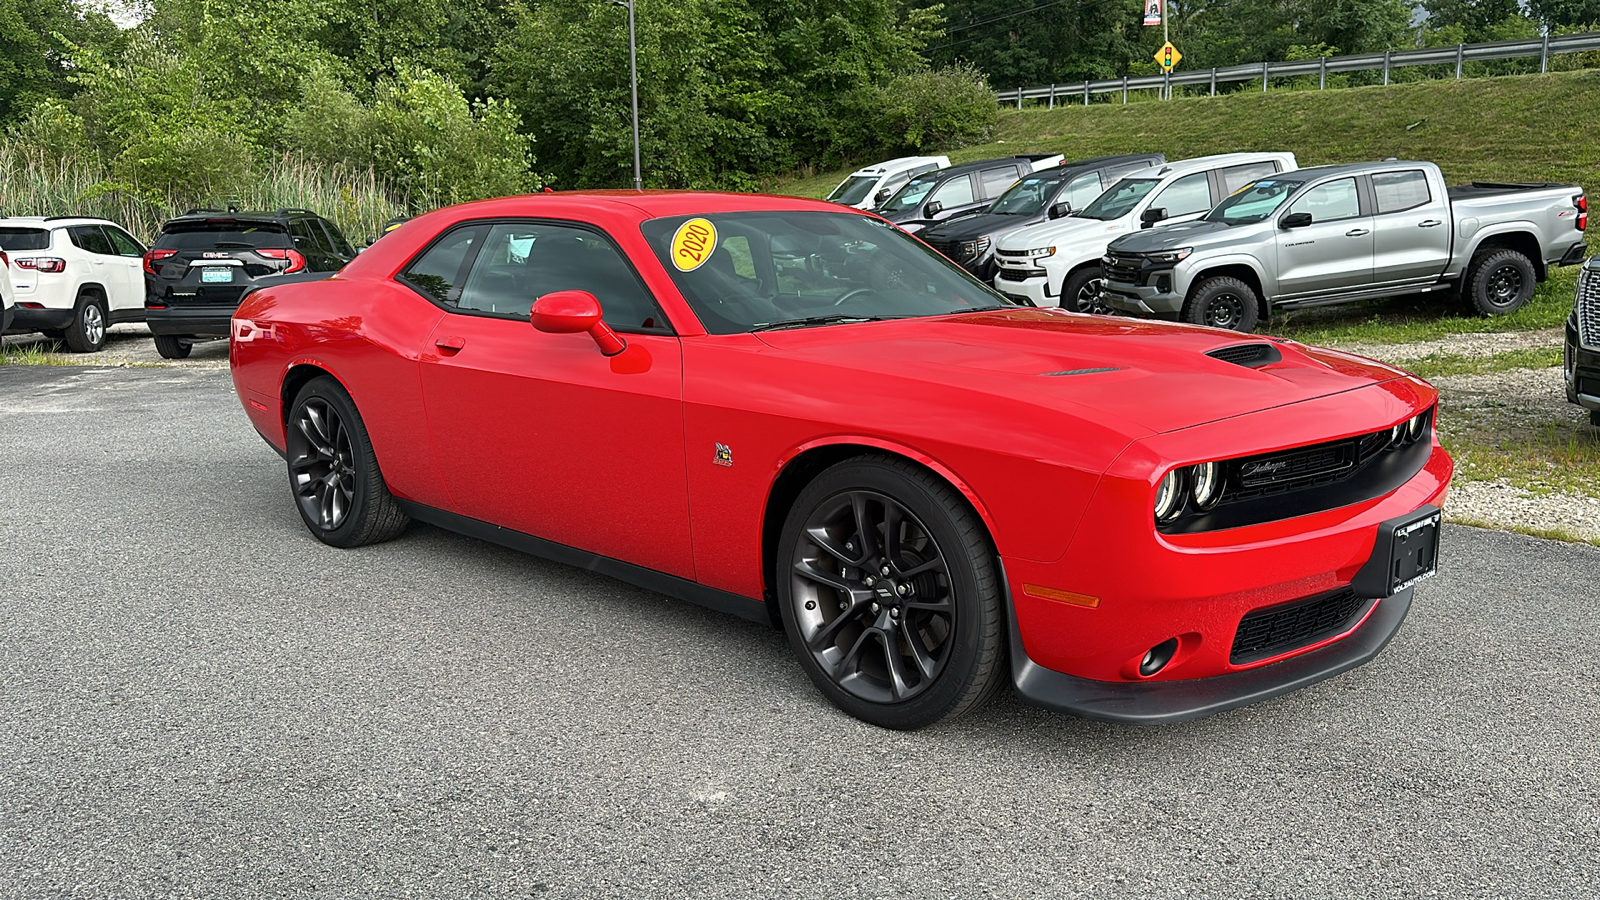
[1155, 42, 1181, 71]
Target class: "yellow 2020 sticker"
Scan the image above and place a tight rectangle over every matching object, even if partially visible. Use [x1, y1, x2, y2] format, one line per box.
[671, 217, 717, 272]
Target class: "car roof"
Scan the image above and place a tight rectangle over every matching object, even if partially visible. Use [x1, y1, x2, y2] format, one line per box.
[1024, 153, 1167, 180]
[161, 209, 311, 227]
[847, 156, 947, 178]
[1274, 160, 1430, 180]
[0, 216, 119, 228]
[1119, 152, 1297, 181]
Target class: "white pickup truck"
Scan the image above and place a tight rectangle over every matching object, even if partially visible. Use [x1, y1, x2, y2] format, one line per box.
[1101, 160, 1588, 332]
[991, 152, 1297, 311]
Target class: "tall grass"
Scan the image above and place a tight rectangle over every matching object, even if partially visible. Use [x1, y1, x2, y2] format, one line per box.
[0, 146, 406, 245]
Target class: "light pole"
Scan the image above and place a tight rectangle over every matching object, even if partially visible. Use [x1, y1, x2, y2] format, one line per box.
[610, 0, 642, 191]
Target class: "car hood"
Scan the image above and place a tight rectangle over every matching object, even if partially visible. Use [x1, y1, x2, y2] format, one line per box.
[752, 309, 1406, 436]
[1108, 219, 1239, 254]
[996, 215, 1127, 252]
[922, 213, 1040, 244]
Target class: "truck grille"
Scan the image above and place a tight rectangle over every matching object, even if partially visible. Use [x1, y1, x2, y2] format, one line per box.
[924, 239, 969, 262]
[1230, 588, 1367, 664]
[1578, 265, 1600, 350]
[998, 268, 1044, 282]
[1103, 254, 1142, 284]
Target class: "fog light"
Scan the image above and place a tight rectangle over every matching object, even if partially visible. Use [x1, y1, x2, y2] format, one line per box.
[1139, 638, 1179, 676]
[1156, 275, 1172, 293]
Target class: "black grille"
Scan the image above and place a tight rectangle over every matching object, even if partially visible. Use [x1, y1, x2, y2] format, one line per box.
[1103, 255, 1142, 284]
[1226, 413, 1425, 501]
[1230, 588, 1367, 664]
[1207, 343, 1283, 368]
[925, 239, 970, 262]
[1578, 265, 1600, 350]
[998, 268, 1042, 282]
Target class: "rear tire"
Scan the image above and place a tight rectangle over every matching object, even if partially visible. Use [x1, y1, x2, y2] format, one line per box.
[1465, 248, 1536, 316]
[1183, 276, 1261, 333]
[776, 454, 1005, 730]
[63, 295, 108, 353]
[285, 377, 410, 548]
[153, 334, 192, 359]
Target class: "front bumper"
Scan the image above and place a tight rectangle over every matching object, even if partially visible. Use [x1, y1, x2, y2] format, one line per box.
[1564, 316, 1600, 412]
[145, 303, 236, 338]
[993, 271, 1055, 306]
[1103, 277, 1184, 317]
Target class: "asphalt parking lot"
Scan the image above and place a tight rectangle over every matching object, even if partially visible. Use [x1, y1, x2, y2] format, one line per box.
[2, 366, 1596, 898]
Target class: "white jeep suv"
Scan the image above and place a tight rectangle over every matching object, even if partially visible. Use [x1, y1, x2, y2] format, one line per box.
[0, 217, 148, 352]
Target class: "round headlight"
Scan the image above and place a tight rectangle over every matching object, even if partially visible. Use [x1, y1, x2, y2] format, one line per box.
[1390, 423, 1405, 446]
[1406, 410, 1429, 442]
[1154, 469, 1186, 523]
[1190, 461, 1222, 510]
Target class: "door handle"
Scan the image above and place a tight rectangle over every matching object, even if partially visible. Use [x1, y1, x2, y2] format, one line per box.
[1345, 228, 1371, 237]
[434, 335, 466, 353]
[1418, 219, 1443, 227]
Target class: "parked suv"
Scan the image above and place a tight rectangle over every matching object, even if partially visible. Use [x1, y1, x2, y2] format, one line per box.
[875, 155, 1065, 234]
[144, 208, 355, 358]
[0, 217, 148, 352]
[920, 154, 1164, 281]
[826, 156, 950, 210]
[1565, 256, 1600, 427]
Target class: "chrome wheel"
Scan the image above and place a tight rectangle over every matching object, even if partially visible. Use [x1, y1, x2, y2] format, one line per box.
[289, 398, 356, 531]
[789, 490, 955, 704]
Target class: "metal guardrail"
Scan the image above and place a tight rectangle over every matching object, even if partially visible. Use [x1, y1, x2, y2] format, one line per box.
[1003, 32, 1600, 107]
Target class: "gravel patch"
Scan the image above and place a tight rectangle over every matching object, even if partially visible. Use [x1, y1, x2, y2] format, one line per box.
[1327, 327, 1563, 364]
[1, 323, 230, 369]
[1446, 478, 1600, 543]
[1429, 365, 1582, 424]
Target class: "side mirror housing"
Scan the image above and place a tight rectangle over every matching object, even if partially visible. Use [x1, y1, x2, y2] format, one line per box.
[1280, 211, 1314, 229]
[874, 188, 891, 205]
[1048, 202, 1072, 220]
[530, 290, 627, 356]
[1140, 207, 1167, 228]
[924, 201, 944, 217]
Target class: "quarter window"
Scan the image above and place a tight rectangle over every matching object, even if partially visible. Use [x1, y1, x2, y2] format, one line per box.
[455, 222, 668, 331]
[1289, 178, 1361, 222]
[401, 226, 486, 305]
[1151, 172, 1213, 217]
[1372, 170, 1432, 215]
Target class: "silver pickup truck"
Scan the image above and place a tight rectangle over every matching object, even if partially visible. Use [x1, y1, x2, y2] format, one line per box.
[1100, 160, 1588, 332]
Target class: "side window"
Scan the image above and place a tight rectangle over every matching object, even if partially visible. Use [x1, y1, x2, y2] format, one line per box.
[455, 222, 668, 332]
[104, 226, 145, 257]
[929, 174, 975, 208]
[287, 218, 321, 257]
[1150, 172, 1213, 217]
[1059, 171, 1104, 209]
[1290, 177, 1361, 222]
[69, 225, 116, 256]
[1221, 162, 1279, 195]
[978, 167, 1020, 199]
[1372, 170, 1432, 215]
[318, 219, 356, 258]
[400, 225, 486, 305]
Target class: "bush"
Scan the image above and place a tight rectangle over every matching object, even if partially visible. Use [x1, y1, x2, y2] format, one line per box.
[834, 65, 998, 162]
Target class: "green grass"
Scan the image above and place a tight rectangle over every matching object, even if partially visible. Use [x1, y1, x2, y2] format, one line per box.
[0, 342, 79, 366]
[1402, 346, 1565, 379]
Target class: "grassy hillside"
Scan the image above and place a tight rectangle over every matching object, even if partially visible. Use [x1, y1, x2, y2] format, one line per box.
[775, 68, 1600, 199]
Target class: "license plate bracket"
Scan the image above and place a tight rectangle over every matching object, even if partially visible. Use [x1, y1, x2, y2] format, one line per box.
[1352, 505, 1442, 598]
[200, 267, 234, 284]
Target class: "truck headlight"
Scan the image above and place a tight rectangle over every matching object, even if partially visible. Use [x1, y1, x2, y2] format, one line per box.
[1147, 248, 1193, 264]
[1026, 246, 1055, 257]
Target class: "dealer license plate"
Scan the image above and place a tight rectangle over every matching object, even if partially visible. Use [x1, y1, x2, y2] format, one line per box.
[1387, 509, 1441, 594]
[200, 267, 234, 284]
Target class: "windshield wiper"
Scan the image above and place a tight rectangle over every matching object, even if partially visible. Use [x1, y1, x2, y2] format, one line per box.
[751, 314, 901, 332]
[945, 303, 1013, 314]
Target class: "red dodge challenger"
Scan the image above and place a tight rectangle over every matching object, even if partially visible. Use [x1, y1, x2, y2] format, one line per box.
[229, 191, 1450, 729]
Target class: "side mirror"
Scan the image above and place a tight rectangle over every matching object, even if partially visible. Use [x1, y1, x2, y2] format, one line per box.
[874, 188, 891, 205]
[925, 201, 944, 217]
[1048, 202, 1072, 219]
[1140, 207, 1167, 228]
[530, 290, 627, 356]
[1280, 212, 1314, 229]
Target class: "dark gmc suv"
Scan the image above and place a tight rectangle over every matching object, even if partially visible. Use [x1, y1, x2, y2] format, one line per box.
[921, 153, 1165, 281]
[1565, 256, 1600, 427]
[143, 208, 355, 359]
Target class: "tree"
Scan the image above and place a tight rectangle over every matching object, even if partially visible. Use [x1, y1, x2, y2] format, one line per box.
[0, 0, 121, 126]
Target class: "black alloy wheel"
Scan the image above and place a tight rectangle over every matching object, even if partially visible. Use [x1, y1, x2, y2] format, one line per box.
[1466, 248, 1536, 316]
[1184, 275, 1261, 333]
[777, 456, 1004, 729]
[285, 377, 409, 548]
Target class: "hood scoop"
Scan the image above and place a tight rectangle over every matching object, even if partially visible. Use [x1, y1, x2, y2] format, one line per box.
[1041, 366, 1123, 377]
[1206, 343, 1283, 369]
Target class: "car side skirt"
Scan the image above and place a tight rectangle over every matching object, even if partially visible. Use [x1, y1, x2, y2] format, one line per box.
[393, 499, 773, 626]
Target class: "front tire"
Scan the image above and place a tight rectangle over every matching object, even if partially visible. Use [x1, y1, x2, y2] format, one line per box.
[1061, 266, 1109, 314]
[1183, 276, 1261, 332]
[285, 377, 409, 548]
[776, 455, 1004, 730]
[63, 295, 108, 353]
[1465, 248, 1536, 316]
[153, 334, 191, 359]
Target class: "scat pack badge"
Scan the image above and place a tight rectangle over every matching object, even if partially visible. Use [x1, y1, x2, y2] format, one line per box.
[713, 443, 734, 467]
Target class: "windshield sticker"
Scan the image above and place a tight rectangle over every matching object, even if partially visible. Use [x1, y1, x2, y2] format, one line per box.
[671, 218, 718, 272]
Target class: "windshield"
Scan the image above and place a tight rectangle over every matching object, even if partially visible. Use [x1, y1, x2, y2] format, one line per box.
[641, 211, 1014, 335]
[1076, 177, 1160, 221]
[878, 174, 940, 213]
[827, 175, 880, 206]
[1203, 179, 1305, 225]
[988, 174, 1061, 216]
